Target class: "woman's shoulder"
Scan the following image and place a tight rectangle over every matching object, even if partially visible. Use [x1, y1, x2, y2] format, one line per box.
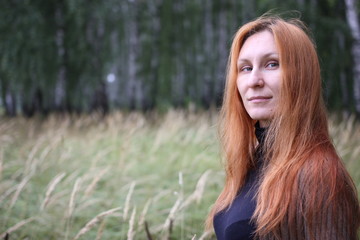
[296, 147, 360, 239]
[299, 147, 353, 188]
[298, 146, 359, 215]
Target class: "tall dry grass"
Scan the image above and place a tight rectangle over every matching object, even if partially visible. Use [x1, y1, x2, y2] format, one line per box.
[0, 111, 359, 239]
[0, 110, 221, 239]
[328, 116, 360, 190]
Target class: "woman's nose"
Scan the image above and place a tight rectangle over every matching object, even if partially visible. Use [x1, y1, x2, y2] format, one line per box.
[248, 68, 265, 88]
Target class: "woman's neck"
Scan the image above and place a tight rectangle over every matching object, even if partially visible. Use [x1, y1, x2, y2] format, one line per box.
[259, 120, 271, 128]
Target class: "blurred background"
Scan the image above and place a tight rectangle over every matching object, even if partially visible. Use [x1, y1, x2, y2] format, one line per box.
[1, 1, 360, 239]
[1, 0, 359, 117]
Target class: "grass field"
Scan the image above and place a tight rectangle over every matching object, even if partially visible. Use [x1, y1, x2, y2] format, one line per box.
[0, 110, 359, 239]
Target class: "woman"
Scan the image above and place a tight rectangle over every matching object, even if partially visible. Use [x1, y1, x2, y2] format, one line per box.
[207, 15, 360, 239]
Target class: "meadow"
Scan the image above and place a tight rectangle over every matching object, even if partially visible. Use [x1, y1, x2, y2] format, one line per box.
[0, 110, 359, 239]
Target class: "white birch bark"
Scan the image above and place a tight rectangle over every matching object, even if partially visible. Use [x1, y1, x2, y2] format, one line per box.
[344, 0, 360, 114]
[5, 89, 16, 116]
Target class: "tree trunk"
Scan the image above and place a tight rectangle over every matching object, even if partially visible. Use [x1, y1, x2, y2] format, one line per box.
[22, 87, 43, 117]
[91, 82, 109, 115]
[4, 87, 16, 117]
[344, 0, 360, 115]
[201, 0, 213, 108]
[87, 14, 109, 115]
[54, 3, 67, 111]
[125, 1, 139, 110]
[149, 0, 160, 110]
[339, 72, 350, 118]
[215, 3, 228, 106]
[0, 74, 16, 117]
[172, 0, 185, 107]
[336, 31, 350, 117]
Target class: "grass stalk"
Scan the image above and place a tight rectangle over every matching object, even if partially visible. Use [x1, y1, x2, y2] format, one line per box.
[72, 207, 121, 240]
[41, 172, 66, 210]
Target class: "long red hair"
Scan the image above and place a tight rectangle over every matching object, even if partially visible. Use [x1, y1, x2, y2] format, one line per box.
[207, 16, 360, 239]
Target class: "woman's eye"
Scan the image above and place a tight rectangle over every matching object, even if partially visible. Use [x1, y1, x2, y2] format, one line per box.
[241, 66, 252, 72]
[266, 61, 279, 68]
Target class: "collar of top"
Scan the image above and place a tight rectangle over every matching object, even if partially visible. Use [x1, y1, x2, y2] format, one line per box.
[255, 121, 267, 145]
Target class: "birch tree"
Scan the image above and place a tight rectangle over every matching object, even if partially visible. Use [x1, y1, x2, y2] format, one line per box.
[54, 2, 67, 111]
[344, 0, 360, 115]
[0, 0, 358, 115]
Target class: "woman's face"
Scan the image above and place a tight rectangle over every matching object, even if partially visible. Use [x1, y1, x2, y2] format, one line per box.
[236, 30, 281, 127]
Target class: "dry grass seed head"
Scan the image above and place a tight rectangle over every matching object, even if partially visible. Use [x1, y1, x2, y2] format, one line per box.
[67, 178, 82, 219]
[41, 172, 66, 210]
[0, 217, 36, 239]
[84, 168, 109, 197]
[123, 182, 136, 221]
[72, 207, 122, 240]
[127, 207, 137, 240]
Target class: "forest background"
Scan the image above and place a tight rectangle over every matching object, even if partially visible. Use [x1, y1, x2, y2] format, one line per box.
[1, 0, 360, 239]
[1, 0, 360, 117]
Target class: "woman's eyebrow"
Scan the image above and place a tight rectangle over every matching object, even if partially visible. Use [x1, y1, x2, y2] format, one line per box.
[237, 59, 249, 67]
[263, 52, 279, 58]
[237, 52, 279, 65]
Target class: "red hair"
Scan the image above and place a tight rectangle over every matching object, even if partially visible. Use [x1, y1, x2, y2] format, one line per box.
[207, 16, 360, 239]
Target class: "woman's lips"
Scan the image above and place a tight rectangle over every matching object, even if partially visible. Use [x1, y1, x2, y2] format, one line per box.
[248, 96, 272, 103]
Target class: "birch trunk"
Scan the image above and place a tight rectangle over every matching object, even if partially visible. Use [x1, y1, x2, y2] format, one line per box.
[145, 0, 160, 109]
[215, 4, 228, 106]
[202, 0, 213, 107]
[5, 88, 16, 116]
[171, 1, 184, 107]
[0, 76, 16, 116]
[344, 0, 360, 115]
[54, 4, 66, 111]
[125, 1, 138, 109]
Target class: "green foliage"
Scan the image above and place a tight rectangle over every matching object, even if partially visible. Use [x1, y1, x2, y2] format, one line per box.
[0, 0, 357, 114]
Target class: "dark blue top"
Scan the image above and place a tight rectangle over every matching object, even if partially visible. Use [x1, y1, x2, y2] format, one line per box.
[213, 123, 266, 240]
